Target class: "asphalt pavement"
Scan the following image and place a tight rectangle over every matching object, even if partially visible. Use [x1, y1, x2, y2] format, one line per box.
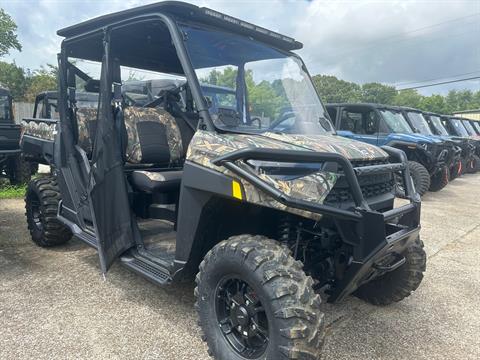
[1, 174, 479, 359]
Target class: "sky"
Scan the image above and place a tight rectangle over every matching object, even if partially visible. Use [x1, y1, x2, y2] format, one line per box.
[2, 0, 480, 95]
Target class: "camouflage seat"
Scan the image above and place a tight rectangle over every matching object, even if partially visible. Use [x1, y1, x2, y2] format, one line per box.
[123, 107, 183, 165]
[76, 107, 98, 155]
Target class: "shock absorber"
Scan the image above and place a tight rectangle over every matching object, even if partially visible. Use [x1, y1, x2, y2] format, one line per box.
[278, 215, 302, 258]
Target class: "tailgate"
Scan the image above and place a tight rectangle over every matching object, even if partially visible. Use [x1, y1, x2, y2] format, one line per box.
[0, 123, 21, 151]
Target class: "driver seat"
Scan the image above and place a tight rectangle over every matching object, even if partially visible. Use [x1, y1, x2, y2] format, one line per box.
[123, 106, 184, 195]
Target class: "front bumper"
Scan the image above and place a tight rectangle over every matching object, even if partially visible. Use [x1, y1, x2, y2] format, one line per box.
[213, 146, 421, 302]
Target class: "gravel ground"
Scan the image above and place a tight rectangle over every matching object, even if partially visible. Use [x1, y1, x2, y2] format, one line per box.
[1, 174, 479, 359]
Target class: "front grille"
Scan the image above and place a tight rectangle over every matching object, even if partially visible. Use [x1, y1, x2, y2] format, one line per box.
[325, 159, 395, 205]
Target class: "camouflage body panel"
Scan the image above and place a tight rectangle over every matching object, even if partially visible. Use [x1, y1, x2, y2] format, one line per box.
[76, 107, 97, 154]
[21, 120, 56, 141]
[186, 130, 388, 219]
[124, 107, 183, 164]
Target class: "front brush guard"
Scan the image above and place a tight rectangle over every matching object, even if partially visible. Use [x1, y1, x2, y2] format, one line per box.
[212, 145, 421, 302]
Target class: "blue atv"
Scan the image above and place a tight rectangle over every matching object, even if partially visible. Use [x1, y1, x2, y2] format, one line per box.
[326, 103, 454, 196]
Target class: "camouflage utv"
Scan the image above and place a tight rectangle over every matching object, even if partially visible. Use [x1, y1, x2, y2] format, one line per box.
[22, 2, 426, 359]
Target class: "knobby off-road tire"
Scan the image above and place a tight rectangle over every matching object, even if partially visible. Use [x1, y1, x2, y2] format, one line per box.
[25, 176, 72, 247]
[407, 161, 430, 196]
[464, 156, 478, 174]
[195, 235, 324, 360]
[449, 161, 461, 180]
[9, 155, 32, 185]
[354, 238, 426, 306]
[472, 155, 480, 173]
[429, 166, 449, 192]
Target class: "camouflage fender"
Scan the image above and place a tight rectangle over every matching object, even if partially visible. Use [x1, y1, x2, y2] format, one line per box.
[186, 130, 388, 220]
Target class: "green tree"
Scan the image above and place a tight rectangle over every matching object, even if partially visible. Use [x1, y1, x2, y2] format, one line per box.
[0, 61, 27, 99]
[393, 89, 423, 108]
[0, 8, 21, 57]
[418, 95, 448, 114]
[360, 82, 397, 104]
[24, 65, 58, 102]
[311, 75, 361, 103]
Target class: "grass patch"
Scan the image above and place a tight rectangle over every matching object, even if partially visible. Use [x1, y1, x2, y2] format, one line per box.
[0, 181, 26, 199]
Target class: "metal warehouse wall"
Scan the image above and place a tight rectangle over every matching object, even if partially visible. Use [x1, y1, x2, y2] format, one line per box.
[13, 102, 34, 124]
[454, 112, 480, 121]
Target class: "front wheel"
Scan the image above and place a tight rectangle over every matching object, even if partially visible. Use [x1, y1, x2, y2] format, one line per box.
[195, 235, 324, 360]
[354, 238, 426, 305]
[429, 166, 449, 192]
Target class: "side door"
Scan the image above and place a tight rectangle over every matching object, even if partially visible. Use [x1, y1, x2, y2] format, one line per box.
[337, 107, 378, 145]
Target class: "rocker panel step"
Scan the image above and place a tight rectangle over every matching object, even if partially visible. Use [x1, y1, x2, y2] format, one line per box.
[120, 254, 172, 286]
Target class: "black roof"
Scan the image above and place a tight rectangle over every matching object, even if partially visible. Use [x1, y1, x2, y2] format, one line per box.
[326, 102, 404, 111]
[57, 1, 302, 51]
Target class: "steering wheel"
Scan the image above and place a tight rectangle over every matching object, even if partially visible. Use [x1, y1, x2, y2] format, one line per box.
[143, 85, 183, 108]
[268, 110, 296, 132]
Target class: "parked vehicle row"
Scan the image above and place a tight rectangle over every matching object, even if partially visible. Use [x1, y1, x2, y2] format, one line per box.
[326, 103, 480, 196]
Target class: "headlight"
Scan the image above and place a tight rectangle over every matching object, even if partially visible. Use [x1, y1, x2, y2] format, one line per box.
[246, 160, 324, 180]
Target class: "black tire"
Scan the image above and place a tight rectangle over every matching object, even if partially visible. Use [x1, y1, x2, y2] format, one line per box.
[429, 166, 449, 192]
[195, 235, 324, 360]
[407, 161, 430, 196]
[465, 156, 478, 174]
[9, 155, 32, 185]
[449, 161, 461, 180]
[354, 238, 426, 306]
[25, 176, 72, 247]
[472, 155, 480, 173]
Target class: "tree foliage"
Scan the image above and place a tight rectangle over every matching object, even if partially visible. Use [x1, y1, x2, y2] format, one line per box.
[0, 8, 21, 57]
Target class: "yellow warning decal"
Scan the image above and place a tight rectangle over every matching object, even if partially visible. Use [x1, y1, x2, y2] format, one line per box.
[232, 180, 243, 200]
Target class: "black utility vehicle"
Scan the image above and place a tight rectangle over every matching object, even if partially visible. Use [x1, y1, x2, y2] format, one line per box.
[440, 115, 480, 173]
[326, 103, 451, 195]
[399, 107, 460, 188]
[0, 86, 33, 184]
[22, 3, 426, 359]
[423, 112, 474, 178]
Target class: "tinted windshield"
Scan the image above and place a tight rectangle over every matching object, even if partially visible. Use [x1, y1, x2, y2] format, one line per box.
[462, 120, 477, 136]
[449, 118, 469, 136]
[428, 115, 449, 136]
[0, 95, 11, 122]
[380, 110, 413, 133]
[181, 25, 333, 135]
[407, 111, 433, 135]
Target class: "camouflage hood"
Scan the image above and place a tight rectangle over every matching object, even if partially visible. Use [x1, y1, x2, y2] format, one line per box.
[187, 131, 389, 221]
[187, 130, 388, 162]
[261, 132, 388, 160]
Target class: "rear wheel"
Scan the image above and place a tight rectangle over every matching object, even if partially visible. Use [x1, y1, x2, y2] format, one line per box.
[195, 235, 324, 360]
[9, 155, 32, 185]
[472, 155, 480, 173]
[25, 176, 72, 247]
[429, 166, 449, 192]
[354, 238, 426, 305]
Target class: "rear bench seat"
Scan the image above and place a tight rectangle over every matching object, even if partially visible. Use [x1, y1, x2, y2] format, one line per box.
[76, 106, 186, 194]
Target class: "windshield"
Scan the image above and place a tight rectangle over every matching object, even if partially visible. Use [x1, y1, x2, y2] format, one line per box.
[181, 25, 333, 135]
[380, 110, 413, 133]
[428, 115, 449, 136]
[0, 95, 12, 122]
[462, 120, 477, 136]
[407, 111, 433, 135]
[449, 118, 469, 136]
[472, 121, 480, 134]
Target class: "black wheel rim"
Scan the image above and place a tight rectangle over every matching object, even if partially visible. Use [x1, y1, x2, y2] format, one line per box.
[215, 277, 269, 359]
[29, 194, 43, 231]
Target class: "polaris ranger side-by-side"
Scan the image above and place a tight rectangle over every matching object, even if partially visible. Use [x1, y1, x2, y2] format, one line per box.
[0, 86, 34, 184]
[399, 107, 460, 187]
[21, 2, 426, 359]
[423, 111, 475, 178]
[440, 115, 480, 173]
[326, 103, 451, 196]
